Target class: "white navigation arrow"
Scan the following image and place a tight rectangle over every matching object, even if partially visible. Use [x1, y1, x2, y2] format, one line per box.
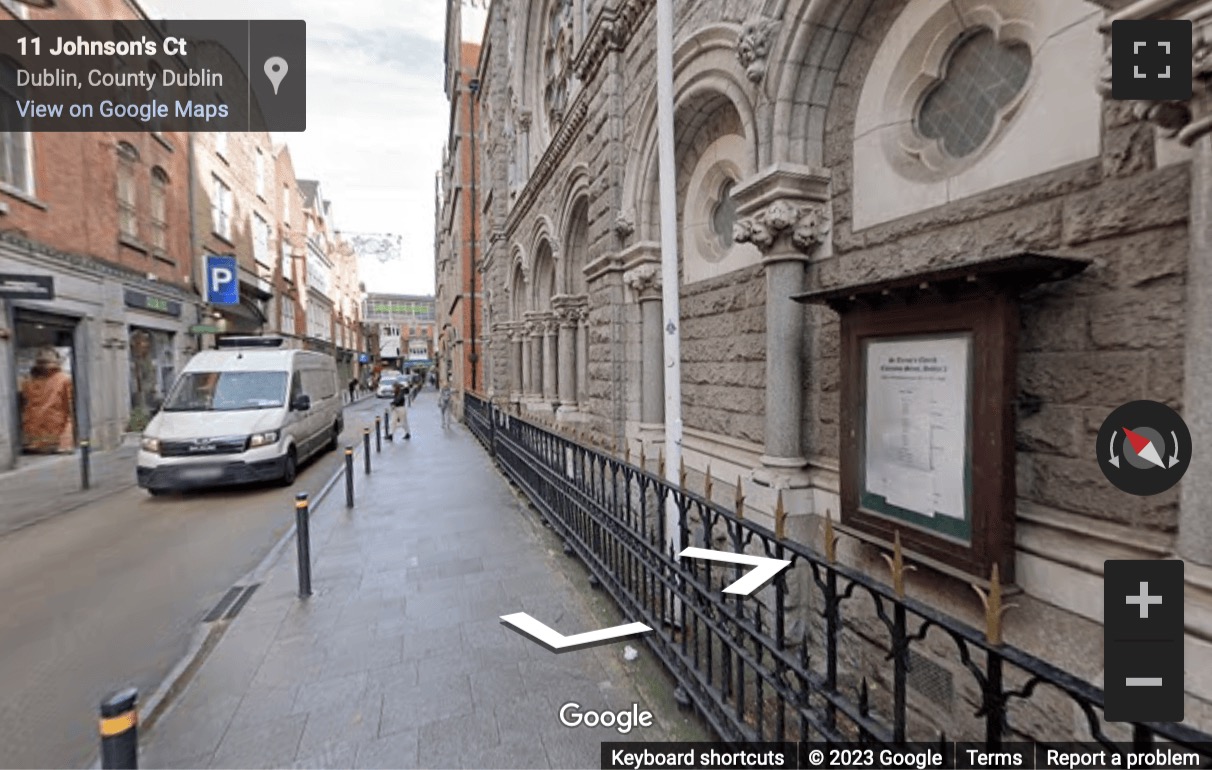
[1110, 431, 1121, 468]
[678, 547, 793, 596]
[500, 612, 651, 652]
[1170, 430, 1181, 468]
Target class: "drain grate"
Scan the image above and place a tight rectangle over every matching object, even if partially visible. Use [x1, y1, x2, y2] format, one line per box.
[203, 587, 243, 623]
[203, 584, 261, 623]
[224, 583, 260, 620]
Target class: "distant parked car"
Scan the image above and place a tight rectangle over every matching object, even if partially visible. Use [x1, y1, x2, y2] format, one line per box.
[376, 375, 404, 398]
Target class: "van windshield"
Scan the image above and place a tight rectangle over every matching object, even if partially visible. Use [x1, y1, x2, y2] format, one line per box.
[162, 371, 288, 412]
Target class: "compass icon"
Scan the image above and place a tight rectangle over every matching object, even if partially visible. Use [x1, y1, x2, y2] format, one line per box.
[1097, 400, 1191, 496]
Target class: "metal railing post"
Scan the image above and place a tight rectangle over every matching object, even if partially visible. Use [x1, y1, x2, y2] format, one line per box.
[344, 446, 355, 508]
[80, 439, 91, 490]
[374, 416, 382, 452]
[99, 687, 138, 769]
[294, 492, 312, 598]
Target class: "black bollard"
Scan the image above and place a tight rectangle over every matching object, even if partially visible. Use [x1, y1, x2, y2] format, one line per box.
[363, 428, 371, 474]
[345, 446, 354, 508]
[294, 492, 312, 598]
[80, 439, 91, 490]
[375, 417, 382, 452]
[384, 407, 390, 432]
[99, 687, 138, 769]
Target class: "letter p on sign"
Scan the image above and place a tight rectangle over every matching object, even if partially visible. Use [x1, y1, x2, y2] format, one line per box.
[205, 254, 239, 305]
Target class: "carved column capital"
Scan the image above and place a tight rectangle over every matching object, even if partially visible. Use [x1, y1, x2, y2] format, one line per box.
[623, 262, 661, 300]
[733, 198, 831, 257]
[517, 110, 532, 132]
[731, 164, 832, 261]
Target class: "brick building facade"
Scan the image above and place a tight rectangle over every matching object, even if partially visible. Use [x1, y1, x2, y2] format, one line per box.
[0, 0, 197, 465]
[468, 0, 1212, 738]
[0, 0, 365, 470]
[436, 15, 485, 410]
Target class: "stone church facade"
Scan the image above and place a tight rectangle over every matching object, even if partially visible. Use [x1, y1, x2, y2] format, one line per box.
[466, 0, 1212, 730]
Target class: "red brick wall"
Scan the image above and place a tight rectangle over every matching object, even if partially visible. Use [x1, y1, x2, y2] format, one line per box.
[0, 1, 192, 290]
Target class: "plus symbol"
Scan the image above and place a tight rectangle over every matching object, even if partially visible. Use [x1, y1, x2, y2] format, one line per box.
[1126, 581, 1163, 619]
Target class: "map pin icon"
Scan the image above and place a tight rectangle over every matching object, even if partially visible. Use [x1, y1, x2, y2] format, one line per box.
[264, 56, 288, 95]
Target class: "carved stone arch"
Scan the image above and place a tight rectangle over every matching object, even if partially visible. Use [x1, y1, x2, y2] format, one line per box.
[768, 0, 870, 167]
[557, 164, 592, 294]
[530, 238, 558, 311]
[508, 249, 528, 320]
[620, 24, 757, 243]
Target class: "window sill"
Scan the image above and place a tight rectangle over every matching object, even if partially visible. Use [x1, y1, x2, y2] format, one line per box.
[119, 234, 148, 253]
[152, 249, 176, 266]
[211, 231, 235, 247]
[0, 182, 47, 210]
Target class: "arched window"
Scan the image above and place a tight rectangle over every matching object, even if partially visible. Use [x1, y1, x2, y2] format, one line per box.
[0, 57, 31, 192]
[711, 180, 737, 250]
[117, 142, 139, 239]
[150, 166, 168, 251]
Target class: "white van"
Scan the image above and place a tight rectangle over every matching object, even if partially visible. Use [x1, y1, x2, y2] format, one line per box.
[136, 338, 344, 495]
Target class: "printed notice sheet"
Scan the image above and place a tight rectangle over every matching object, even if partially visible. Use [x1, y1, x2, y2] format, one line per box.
[864, 336, 969, 520]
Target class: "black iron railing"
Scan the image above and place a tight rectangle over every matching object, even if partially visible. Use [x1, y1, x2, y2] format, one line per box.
[464, 393, 1212, 757]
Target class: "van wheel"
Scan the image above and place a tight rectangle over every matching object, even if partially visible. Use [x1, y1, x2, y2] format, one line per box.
[326, 422, 340, 452]
[279, 449, 298, 486]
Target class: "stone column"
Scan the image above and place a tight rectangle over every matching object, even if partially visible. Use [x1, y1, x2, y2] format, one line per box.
[624, 262, 664, 425]
[521, 322, 533, 397]
[575, 306, 589, 407]
[557, 308, 577, 408]
[529, 316, 545, 399]
[510, 327, 524, 400]
[543, 316, 558, 402]
[732, 166, 831, 499]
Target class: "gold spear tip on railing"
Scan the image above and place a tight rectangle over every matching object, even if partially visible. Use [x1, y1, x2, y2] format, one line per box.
[823, 509, 838, 564]
[775, 490, 786, 540]
[734, 475, 745, 519]
[704, 464, 714, 501]
[880, 530, 915, 598]
[970, 562, 1017, 646]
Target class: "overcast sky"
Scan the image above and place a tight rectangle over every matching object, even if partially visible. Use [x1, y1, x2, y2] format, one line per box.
[142, 0, 486, 296]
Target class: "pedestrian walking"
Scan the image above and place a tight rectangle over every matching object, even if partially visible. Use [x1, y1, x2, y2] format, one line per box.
[348, 377, 358, 403]
[387, 381, 411, 440]
[438, 385, 453, 429]
[19, 347, 75, 454]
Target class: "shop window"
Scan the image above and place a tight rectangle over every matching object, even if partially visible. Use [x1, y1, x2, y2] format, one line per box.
[128, 328, 174, 431]
[14, 310, 77, 454]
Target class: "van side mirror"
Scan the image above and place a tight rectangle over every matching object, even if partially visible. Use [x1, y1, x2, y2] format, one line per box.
[291, 394, 311, 411]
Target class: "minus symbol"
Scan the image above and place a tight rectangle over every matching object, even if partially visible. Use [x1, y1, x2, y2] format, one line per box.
[1126, 677, 1164, 687]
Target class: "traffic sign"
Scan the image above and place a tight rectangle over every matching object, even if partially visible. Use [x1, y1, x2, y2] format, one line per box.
[204, 254, 239, 305]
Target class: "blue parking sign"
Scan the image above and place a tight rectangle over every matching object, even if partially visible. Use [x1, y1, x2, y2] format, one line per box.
[204, 254, 239, 305]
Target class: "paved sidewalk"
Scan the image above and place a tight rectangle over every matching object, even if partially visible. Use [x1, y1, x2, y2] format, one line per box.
[141, 392, 710, 769]
[0, 440, 140, 536]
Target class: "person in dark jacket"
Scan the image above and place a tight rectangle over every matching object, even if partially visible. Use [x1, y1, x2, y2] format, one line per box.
[348, 377, 358, 402]
[387, 381, 411, 440]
